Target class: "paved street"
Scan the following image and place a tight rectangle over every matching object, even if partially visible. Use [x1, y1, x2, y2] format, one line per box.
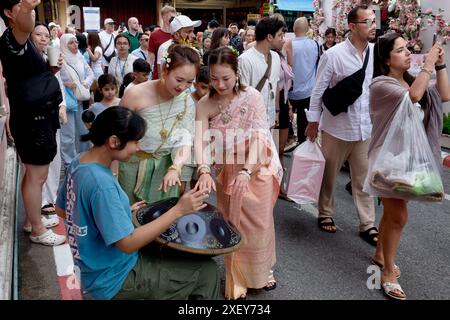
[18, 152, 450, 300]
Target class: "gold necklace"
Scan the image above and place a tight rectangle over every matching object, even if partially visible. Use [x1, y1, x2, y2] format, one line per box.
[217, 96, 234, 124]
[157, 92, 175, 140]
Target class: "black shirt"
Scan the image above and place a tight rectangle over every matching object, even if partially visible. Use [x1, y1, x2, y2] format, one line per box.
[0, 28, 59, 128]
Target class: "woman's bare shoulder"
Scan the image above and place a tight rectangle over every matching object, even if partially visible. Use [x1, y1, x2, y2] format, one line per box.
[120, 81, 157, 110]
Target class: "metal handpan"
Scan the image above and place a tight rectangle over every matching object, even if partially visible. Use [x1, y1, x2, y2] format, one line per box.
[132, 197, 242, 256]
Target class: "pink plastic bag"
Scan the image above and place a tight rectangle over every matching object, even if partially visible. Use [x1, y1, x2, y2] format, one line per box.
[286, 140, 325, 204]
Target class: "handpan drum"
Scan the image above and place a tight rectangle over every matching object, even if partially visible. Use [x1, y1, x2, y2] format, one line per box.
[132, 197, 242, 256]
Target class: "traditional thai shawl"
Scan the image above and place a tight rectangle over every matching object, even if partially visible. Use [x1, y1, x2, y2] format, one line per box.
[207, 87, 282, 299]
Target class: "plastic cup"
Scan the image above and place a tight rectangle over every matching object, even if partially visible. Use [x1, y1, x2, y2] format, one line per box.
[47, 46, 60, 67]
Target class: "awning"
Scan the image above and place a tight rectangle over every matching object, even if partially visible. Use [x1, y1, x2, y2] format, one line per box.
[276, 0, 314, 12]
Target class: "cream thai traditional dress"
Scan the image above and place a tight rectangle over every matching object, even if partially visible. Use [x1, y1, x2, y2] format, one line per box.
[207, 87, 282, 299]
[119, 91, 195, 204]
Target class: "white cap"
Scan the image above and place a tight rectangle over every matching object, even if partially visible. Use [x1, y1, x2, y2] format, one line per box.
[48, 22, 57, 28]
[169, 15, 201, 34]
[104, 18, 115, 25]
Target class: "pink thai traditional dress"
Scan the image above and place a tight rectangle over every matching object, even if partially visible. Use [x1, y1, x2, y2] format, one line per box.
[208, 87, 283, 299]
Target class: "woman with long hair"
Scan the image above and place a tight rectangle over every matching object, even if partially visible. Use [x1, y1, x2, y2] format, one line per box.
[118, 44, 200, 204]
[195, 47, 282, 300]
[86, 31, 103, 80]
[367, 32, 449, 300]
[203, 27, 230, 65]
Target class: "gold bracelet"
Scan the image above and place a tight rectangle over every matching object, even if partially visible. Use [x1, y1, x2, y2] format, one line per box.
[197, 164, 211, 174]
[168, 164, 181, 176]
[420, 67, 433, 77]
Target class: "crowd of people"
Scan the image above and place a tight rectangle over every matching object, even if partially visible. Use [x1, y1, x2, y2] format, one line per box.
[0, 0, 448, 301]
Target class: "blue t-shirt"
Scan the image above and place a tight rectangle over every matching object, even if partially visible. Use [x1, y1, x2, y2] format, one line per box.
[56, 156, 138, 299]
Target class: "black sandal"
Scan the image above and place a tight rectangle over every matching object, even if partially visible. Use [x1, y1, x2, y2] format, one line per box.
[318, 217, 337, 233]
[41, 203, 56, 215]
[263, 281, 277, 291]
[359, 227, 379, 246]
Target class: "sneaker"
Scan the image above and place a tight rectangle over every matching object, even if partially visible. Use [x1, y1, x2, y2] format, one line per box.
[23, 214, 60, 233]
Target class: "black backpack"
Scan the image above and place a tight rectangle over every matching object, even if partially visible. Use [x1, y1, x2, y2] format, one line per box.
[322, 47, 370, 116]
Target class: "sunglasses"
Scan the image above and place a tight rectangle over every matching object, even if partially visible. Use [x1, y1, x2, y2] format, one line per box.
[352, 19, 376, 28]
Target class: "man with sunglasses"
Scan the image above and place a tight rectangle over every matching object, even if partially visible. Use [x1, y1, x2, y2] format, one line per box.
[131, 33, 149, 61]
[305, 5, 378, 246]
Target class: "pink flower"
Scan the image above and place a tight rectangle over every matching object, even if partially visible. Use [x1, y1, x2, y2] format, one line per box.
[425, 8, 433, 14]
[427, 19, 435, 26]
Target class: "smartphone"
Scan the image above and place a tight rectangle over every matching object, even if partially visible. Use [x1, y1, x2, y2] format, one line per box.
[433, 33, 437, 46]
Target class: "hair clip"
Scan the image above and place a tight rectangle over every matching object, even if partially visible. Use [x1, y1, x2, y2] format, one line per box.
[162, 52, 171, 68]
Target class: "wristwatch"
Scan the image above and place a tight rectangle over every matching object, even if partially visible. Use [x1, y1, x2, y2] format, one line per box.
[241, 167, 252, 176]
[435, 64, 447, 71]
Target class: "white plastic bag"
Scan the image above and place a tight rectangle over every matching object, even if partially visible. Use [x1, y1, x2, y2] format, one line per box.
[286, 140, 325, 204]
[365, 93, 444, 202]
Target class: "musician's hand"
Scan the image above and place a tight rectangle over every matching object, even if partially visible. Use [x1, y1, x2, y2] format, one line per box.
[194, 173, 216, 192]
[175, 188, 209, 216]
[159, 169, 181, 192]
[131, 201, 146, 212]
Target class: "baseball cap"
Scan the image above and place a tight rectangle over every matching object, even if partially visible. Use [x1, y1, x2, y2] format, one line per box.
[169, 15, 201, 34]
[104, 18, 115, 25]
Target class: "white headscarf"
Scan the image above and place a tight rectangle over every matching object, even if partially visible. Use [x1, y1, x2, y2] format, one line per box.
[60, 33, 84, 65]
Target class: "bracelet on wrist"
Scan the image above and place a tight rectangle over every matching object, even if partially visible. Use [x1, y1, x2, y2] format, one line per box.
[168, 164, 181, 176]
[420, 67, 433, 78]
[198, 171, 211, 177]
[435, 64, 446, 71]
[197, 164, 211, 174]
[238, 170, 251, 180]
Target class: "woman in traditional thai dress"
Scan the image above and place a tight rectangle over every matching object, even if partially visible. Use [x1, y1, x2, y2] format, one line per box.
[118, 44, 200, 204]
[195, 47, 283, 300]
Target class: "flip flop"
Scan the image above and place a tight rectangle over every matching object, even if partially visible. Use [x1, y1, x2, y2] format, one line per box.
[263, 281, 277, 291]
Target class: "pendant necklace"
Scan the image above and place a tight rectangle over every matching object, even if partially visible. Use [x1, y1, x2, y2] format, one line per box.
[157, 91, 175, 140]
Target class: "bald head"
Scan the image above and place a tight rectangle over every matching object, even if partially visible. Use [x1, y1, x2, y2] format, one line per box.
[128, 17, 139, 32]
[294, 17, 309, 36]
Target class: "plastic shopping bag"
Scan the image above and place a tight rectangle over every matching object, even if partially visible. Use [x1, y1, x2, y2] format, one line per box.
[286, 140, 325, 204]
[365, 93, 444, 202]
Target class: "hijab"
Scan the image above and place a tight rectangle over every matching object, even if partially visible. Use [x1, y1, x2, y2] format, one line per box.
[60, 33, 84, 66]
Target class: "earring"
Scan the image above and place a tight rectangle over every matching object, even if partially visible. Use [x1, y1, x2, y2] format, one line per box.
[235, 76, 239, 92]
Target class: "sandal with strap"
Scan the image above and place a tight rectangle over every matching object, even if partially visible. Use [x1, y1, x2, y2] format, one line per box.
[318, 217, 337, 233]
[371, 258, 401, 279]
[264, 280, 277, 291]
[359, 227, 379, 246]
[23, 214, 60, 233]
[30, 229, 66, 246]
[41, 203, 56, 215]
[381, 281, 407, 300]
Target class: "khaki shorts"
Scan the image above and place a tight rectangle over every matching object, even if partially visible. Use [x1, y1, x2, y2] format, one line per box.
[114, 248, 219, 300]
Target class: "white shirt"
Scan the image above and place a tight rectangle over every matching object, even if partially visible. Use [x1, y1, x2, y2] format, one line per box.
[131, 47, 149, 61]
[157, 39, 173, 66]
[108, 54, 138, 87]
[307, 38, 374, 142]
[91, 46, 103, 80]
[99, 30, 116, 67]
[238, 47, 280, 127]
